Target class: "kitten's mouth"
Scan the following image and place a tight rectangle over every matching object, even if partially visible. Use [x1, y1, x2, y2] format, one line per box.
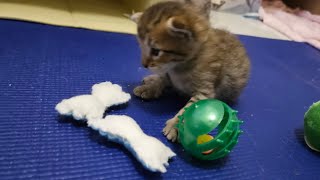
[150, 66, 168, 72]
[148, 67, 162, 73]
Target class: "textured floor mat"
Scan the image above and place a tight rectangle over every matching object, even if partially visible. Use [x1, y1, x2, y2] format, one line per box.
[0, 20, 319, 179]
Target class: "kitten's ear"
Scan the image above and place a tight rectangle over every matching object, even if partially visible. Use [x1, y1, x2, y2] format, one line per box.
[124, 11, 143, 23]
[183, 0, 212, 18]
[166, 16, 193, 40]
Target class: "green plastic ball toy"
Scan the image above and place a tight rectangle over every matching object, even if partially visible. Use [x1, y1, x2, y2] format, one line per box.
[304, 101, 320, 152]
[177, 99, 243, 160]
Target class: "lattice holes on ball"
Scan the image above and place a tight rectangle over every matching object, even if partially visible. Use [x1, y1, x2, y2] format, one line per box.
[177, 99, 243, 160]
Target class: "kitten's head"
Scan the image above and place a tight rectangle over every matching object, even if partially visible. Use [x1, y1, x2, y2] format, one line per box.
[134, 0, 211, 73]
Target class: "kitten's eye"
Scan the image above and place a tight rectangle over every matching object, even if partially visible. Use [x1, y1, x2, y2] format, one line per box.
[150, 48, 160, 57]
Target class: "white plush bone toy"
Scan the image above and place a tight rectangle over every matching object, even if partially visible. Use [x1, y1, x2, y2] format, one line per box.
[55, 82, 176, 173]
[56, 82, 131, 120]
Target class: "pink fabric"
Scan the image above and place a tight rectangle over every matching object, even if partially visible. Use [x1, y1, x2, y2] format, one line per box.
[259, 1, 320, 50]
[298, 11, 320, 24]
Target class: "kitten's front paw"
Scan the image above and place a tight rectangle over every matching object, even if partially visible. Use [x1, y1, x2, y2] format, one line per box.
[163, 117, 179, 142]
[133, 85, 162, 100]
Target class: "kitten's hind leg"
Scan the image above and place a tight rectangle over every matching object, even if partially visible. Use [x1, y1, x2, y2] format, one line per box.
[134, 74, 169, 100]
[163, 117, 179, 142]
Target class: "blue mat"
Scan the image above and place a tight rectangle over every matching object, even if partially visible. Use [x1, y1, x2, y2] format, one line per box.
[0, 19, 319, 179]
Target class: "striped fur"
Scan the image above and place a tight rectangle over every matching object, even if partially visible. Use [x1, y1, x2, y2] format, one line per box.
[133, 1, 250, 142]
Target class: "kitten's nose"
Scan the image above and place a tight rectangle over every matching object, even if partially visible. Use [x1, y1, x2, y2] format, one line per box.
[142, 62, 148, 68]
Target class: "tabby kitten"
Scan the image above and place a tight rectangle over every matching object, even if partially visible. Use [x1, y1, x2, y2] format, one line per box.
[132, 0, 250, 142]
